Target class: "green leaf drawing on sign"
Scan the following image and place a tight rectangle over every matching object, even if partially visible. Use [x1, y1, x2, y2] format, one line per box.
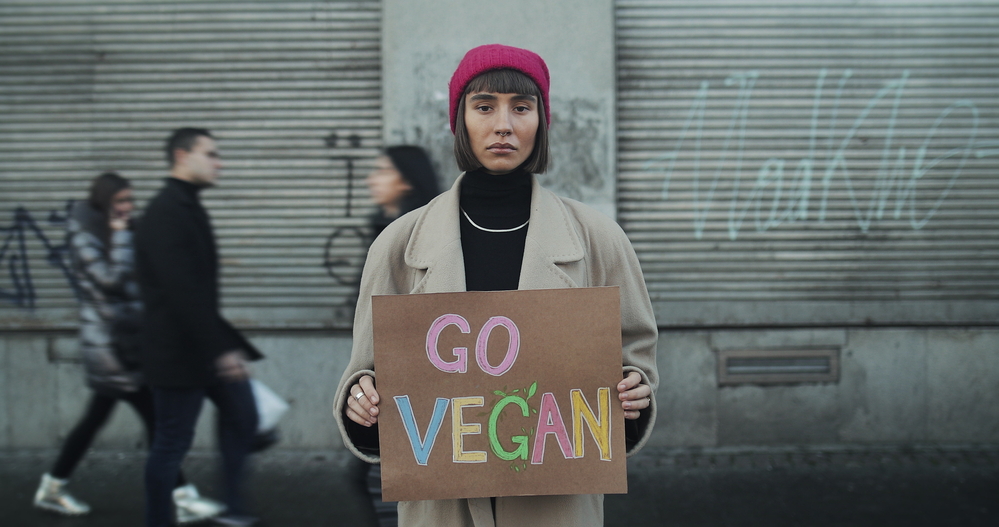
[486, 380, 541, 473]
[489, 395, 530, 461]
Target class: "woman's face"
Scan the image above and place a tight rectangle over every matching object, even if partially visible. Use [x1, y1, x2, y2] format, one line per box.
[366, 156, 412, 210]
[110, 187, 135, 219]
[463, 91, 539, 175]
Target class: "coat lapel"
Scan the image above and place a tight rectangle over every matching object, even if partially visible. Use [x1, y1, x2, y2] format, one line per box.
[404, 177, 465, 294]
[403, 174, 585, 294]
[519, 176, 585, 290]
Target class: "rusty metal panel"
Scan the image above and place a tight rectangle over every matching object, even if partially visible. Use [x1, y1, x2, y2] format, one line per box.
[0, 1, 381, 329]
[616, 1, 999, 326]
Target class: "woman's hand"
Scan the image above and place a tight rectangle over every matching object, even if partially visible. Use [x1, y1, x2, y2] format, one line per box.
[346, 374, 380, 427]
[618, 370, 652, 420]
[109, 210, 130, 231]
[109, 215, 129, 231]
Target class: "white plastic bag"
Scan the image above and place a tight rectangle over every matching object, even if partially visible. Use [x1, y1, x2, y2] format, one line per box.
[250, 379, 289, 433]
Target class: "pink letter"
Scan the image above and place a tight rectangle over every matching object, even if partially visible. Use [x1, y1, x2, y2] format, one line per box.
[426, 314, 470, 373]
[531, 392, 574, 464]
[475, 316, 520, 376]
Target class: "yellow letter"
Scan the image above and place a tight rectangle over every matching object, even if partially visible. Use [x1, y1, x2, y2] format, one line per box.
[571, 387, 612, 461]
[452, 397, 487, 463]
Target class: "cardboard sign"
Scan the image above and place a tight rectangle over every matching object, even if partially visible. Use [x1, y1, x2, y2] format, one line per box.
[372, 287, 626, 502]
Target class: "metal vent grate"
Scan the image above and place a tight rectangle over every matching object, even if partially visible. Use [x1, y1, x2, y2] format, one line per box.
[718, 349, 839, 386]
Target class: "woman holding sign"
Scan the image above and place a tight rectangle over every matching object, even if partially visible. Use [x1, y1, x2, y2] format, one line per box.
[335, 44, 658, 527]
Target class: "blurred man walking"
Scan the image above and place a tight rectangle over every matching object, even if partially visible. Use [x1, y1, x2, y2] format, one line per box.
[135, 127, 262, 527]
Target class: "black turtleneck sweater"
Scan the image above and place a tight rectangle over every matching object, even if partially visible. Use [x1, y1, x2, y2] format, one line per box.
[459, 169, 533, 292]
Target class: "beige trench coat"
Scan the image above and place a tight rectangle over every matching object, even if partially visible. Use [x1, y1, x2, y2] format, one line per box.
[335, 174, 659, 527]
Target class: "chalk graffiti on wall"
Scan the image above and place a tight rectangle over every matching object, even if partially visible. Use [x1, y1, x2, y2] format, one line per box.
[0, 202, 78, 309]
[642, 69, 999, 240]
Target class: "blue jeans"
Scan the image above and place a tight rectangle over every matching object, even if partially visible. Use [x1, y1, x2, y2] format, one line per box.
[144, 380, 257, 527]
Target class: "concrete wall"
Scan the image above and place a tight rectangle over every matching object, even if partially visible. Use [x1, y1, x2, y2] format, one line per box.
[2, 1, 997, 454]
[650, 328, 999, 448]
[0, 332, 354, 451]
[382, 0, 618, 217]
[2, 328, 998, 450]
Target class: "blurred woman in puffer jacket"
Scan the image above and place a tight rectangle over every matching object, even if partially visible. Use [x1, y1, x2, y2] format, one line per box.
[33, 172, 225, 524]
[73, 171, 144, 394]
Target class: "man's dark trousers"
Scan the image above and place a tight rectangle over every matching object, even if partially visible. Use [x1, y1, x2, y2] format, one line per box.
[144, 379, 257, 527]
[136, 177, 264, 526]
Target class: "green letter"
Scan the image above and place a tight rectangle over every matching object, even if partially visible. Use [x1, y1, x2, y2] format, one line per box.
[488, 396, 530, 461]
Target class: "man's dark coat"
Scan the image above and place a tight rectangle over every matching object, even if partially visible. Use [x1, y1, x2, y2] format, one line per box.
[135, 178, 262, 388]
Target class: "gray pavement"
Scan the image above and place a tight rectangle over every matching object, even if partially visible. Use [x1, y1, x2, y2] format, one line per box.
[1, 445, 996, 526]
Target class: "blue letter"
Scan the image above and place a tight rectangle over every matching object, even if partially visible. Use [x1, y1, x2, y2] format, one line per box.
[395, 396, 449, 466]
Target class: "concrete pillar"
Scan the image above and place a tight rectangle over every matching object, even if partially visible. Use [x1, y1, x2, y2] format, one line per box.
[381, 0, 618, 217]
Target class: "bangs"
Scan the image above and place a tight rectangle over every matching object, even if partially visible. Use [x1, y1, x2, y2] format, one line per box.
[464, 69, 542, 98]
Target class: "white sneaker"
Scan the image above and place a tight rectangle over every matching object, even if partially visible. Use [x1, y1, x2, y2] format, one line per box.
[33, 473, 91, 516]
[173, 484, 226, 524]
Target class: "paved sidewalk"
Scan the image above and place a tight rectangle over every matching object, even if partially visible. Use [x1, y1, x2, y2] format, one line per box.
[1, 445, 996, 526]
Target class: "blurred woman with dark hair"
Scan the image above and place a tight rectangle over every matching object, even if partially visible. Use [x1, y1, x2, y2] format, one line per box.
[366, 145, 441, 239]
[34, 172, 224, 524]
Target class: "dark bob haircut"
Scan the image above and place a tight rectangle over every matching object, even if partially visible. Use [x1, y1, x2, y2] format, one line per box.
[453, 69, 550, 174]
[384, 145, 441, 215]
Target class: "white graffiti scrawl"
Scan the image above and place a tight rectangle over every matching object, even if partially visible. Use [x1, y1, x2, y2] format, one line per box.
[642, 69, 998, 240]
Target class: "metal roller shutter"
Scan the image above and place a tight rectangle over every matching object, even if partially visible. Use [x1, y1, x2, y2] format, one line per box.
[616, 1, 999, 326]
[1, 1, 381, 330]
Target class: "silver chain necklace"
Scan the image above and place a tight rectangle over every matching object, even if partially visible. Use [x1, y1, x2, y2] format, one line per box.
[460, 208, 529, 233]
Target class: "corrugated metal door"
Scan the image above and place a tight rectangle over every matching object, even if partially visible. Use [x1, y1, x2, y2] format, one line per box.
[0, 1, 381, 330]
[616, 1, 999, 326]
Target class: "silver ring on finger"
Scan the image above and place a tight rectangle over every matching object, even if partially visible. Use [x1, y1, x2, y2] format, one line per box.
[355, 391, 365, 400]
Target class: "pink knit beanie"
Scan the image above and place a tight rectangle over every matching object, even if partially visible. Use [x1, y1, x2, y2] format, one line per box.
[448, 44, 551, 134]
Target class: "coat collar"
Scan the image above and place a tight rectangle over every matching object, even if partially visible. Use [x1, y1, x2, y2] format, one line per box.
[404, 173, 585, 293]
[164, 177, 203, 208]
